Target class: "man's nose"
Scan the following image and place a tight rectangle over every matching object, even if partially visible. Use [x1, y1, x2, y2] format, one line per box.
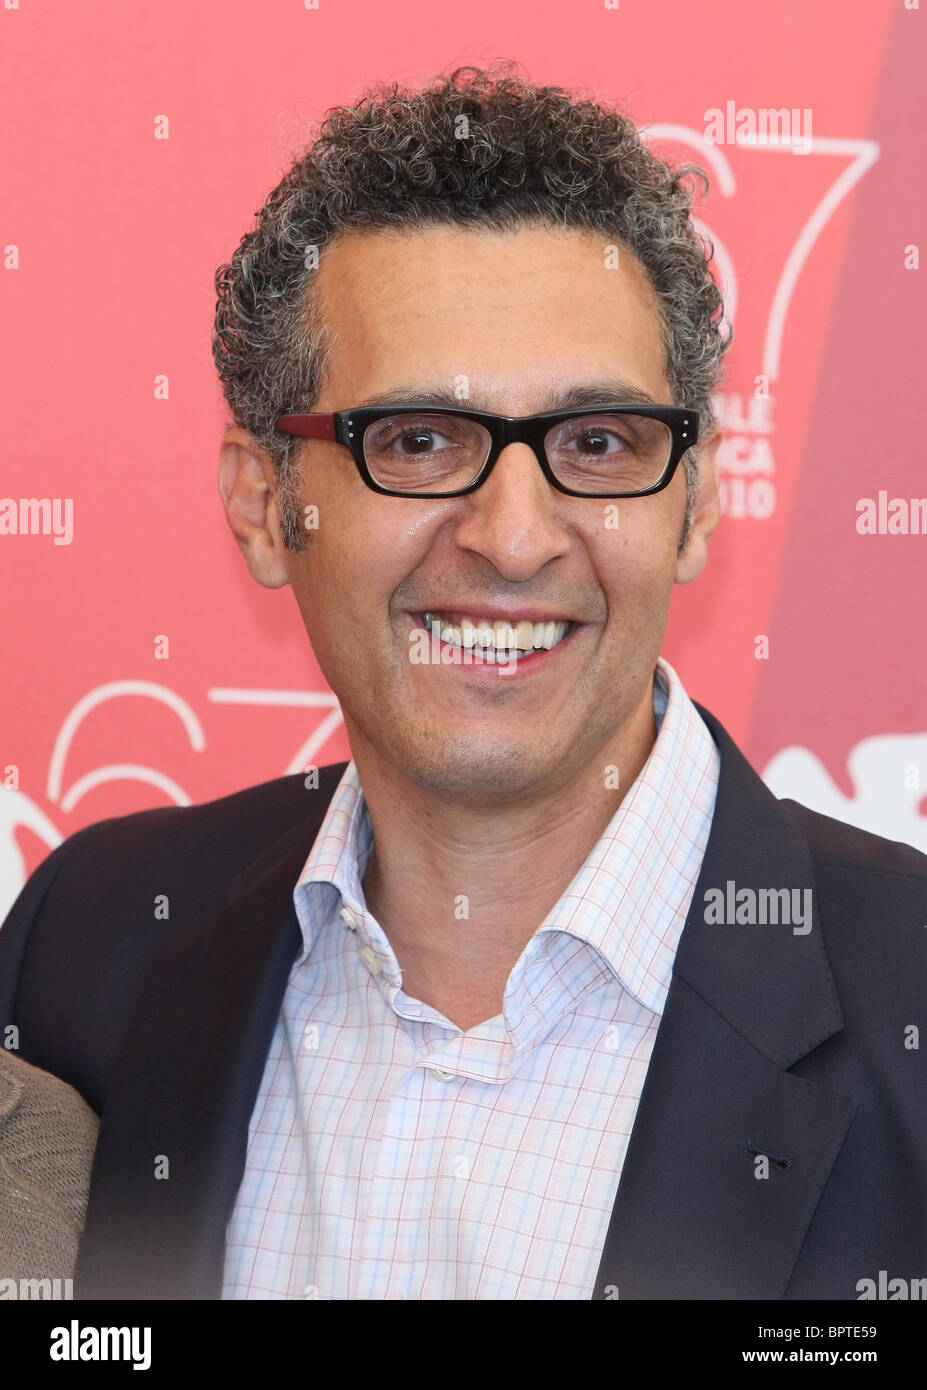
[451, 442, 572, 581]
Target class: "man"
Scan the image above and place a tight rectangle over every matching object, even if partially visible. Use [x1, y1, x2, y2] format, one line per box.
[1, 66, 925, 1301]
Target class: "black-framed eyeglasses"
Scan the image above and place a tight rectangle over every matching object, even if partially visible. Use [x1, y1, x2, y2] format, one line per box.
[275, 404, 699, 498]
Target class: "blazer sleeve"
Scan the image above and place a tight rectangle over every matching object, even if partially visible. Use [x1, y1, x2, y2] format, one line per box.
[0, 834, 89, 1059]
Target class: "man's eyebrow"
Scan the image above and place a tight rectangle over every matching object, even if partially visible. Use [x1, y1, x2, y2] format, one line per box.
[354, 379, 662, 411]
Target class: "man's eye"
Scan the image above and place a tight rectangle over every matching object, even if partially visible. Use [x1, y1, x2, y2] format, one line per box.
[394, 428, 454, 453]
[370, 419, 464, 454]
[568, 429, 629, 454]
[557, 426, 636, 458]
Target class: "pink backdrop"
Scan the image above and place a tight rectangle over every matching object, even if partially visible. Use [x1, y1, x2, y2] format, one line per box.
[2, 0, 925, 920]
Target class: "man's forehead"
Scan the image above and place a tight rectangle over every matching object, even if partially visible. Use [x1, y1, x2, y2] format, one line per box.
[310, 225, 670, 408]
[314, 222, 657, 300]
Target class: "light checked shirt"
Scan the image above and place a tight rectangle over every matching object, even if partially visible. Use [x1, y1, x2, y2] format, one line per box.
[222, 656, 721, 1299]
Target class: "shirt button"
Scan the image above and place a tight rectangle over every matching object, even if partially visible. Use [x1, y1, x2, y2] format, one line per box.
[340, 907, 359, 930]
[430, 1068, 456, 1082]
[358, 945, 382, 975]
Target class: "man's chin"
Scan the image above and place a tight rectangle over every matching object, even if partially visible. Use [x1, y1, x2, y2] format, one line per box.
[385, 729, 565, 806]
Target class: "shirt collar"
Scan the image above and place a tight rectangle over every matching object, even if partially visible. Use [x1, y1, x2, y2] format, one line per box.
[293, 657, 719, 1016]
[530, 657, 719, 1014]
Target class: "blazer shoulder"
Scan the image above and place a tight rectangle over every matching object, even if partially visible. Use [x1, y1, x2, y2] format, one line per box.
[8, 761, 348, 895]
[694, 698, 927, 887]
[778, 796, 927, 884]
[63, 761, 348, 859]
[0, 764, 348, 1108]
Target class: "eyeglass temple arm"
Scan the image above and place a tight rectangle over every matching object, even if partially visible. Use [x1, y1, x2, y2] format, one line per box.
[276, 414, 336, 439]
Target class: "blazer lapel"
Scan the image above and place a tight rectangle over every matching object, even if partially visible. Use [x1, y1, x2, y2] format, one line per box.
[592, 706, 857, 1299]
[76, 801, 330, 1300]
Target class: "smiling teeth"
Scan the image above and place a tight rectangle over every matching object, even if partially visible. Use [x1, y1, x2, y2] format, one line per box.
[423, 612, 571, 652]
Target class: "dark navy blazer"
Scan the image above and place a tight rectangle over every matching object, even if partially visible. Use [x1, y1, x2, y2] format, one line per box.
[1, 704, 925, 1299]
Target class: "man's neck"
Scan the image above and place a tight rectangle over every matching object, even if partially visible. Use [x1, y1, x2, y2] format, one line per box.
[357, 686, 659, 1031]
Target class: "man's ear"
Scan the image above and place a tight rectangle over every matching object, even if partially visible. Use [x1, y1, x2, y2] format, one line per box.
[676, 428, 722, 584]
[217, 426, 291, 589]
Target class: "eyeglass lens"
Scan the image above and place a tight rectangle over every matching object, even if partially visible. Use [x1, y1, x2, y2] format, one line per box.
[361, 411, 673, 495]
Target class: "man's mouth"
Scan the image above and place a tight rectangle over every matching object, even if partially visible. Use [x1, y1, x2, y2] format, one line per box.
[421, 610, 574, 663]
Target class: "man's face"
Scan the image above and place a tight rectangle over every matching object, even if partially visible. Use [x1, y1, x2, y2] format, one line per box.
[234, 224, 719, 803]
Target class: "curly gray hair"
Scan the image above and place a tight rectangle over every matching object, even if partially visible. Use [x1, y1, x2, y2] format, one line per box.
[213, 64, 731, 552]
